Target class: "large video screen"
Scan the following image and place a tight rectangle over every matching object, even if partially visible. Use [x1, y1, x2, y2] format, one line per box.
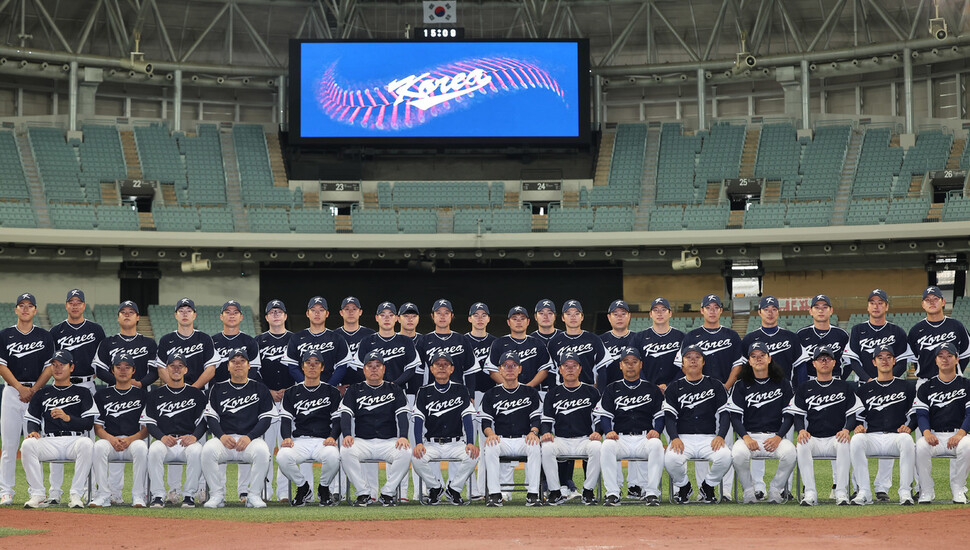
[289, 39, 590, 146]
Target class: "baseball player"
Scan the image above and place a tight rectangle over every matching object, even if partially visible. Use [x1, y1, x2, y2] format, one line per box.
[0, 292, 54, 506]
[397, 302, 421, 341]
[913, 342, 970, 503]
[532, 298, 561, 347]
[728, 342, 796, 504]
[632, 297, 684, 392]
[90, 352, 148, 508]
[142, 352, 207, 508]
[793, 294, 851, 381]
[93, 301, 158, 388]
[21, 350, 96, 509]
[283, 296, 353, 386]
[600, 300, 636, 388]
[335, 296, 376, 386]
[540, 351, 603, 505]
[339, 350, 412, 507]
[849, 344, 916, 505]
[416, 299, 481, 391]
[547, 300, 613, 389]
[465, 301, 496, 500]
[277, 350, 343, 507]
[740, 296, 801, 387]
[597, 347, 665, 506]
[485, 306, 554, 388]
[674, 294, 744, 390]
[201, 348, 274, 508]
[663, 344, 733, 504]
[845, 289, 916, 382]
[907, 286, 970, 379]
[479, 350, 543, 507]
[785, 345, 862, 506]
[411, 351, 479, 505]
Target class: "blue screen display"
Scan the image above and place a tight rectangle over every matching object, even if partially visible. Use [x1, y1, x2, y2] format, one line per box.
[292, 41, 587, 142]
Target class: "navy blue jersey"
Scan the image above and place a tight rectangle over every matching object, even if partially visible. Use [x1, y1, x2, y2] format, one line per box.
[355, 333, 421, 392]
[855, 377, 915, 433]
[50, 320, 105, 378]
[785, 379, 862, 438]
[793, 325, 851, 380]
[413, 381, 475, 439]
[633, 327, 684, 386]
[845, 322, 916, 380]
[25, 384, 97, 434]
[541, 383, 600, 438]
[142, 385, 207, 437]
[204, 380, 274, 437]
[92, 333, 158, 386]
[547, 330, 613, 386]
[279, 381, 342, 439]
[594, 379, 664, 434]
[255, 331, 294, 391]
[741, 327, 800, 384]
[663, 376, 729, 435]
[484, 335, 554, 385]
[153, 330, 219, 386]
[674, 326, 744, 384]
[211, 331, 262, 384]
[94, 386, 146, 437]
[907, 317, 970, 378]
[599, 330, 637, 387]
[479, 383, 542, 437]
[0, 326, 54, 382]
[336, 326, 376, 385]
[727, 378, 793, 434]
[531, 329, 560, 346]
[464, 332, 497, 393]
[913, 375, 970, 431]
[339, 381, 409, 440]
[416, 331, 482, 390]
[283, 329, 353, 385]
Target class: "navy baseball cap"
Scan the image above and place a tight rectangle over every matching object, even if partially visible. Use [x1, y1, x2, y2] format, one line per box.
[811, 294, 831, 307]
[499, 350, 521, 365]
[376, 301, 397, 315]
[265, 299, 286, 314]
[813, 346, 836, 360]
[341, 296, 361, 309]
[701, 294, 722, 308]
[868, 289, 889, 303]
[758, 296, 779, 309]
[923, 286, 944, 300]
[307, 296, 328, 310]
[429, 350, 454, 364]
[222, 300, 242, 313]
[535, 299, 555, 313]
[51, 350, 74, 364]
[608, 299, 630, 313]
[175, 297, 195, 311]
[301, 349, 324, 364]
[432, 299, 453, 312]
[559, 351, 582, 365]
[619, 347, 642, 361]
[226, 348, 248, 361]
[363, 350, 385, 364]
[873, 344, 895, 357]
[936, 342, 958, 357]
[508, 305, 528, 318]
[468, 302, 489, 316]
[112, 352, 134, 366]
[682, 344, 705, 357]
[651, 297, 671, 310]
[66, 289, 85, 302]
[166, 351, 187, 365]
[747, 341, 770, 356]
[562, 299, 583, 313]
[118, 300, 139, 314]
[398, 302, 419, 315]
[15, 292, 36, 306]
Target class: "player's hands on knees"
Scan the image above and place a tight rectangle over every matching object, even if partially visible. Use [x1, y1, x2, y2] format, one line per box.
[466, 444, 479, 459]
[897, 425, 911, 434]
[27, 431, 41, 439]
[485, 433, 501, 447]
[922, 430, 939, 446]
[342, 435, 355, 448]
[113, 436, 128, 452]
[668, 438, 684, 454]
[743, 435, 759, 452]
[323, 437, 337, 447]
[947, 432, 965, 450]
[395, 437, 410, 450]
[281, 438, 294, 448]
[220, 434, 237, 449]
[412, 443, 426, 459]
[835, 429, 850, 444]
[797, 430, 812, 445]
[161, 435, 178, 447]
[526, 432, 540, 446]
[646, 430, 660, 439]
[711, 436, 725, 451]
[763, 435, 781, 452]
[605, 431, 619, 441]
[589, 432, 602, 442]
[235, 436, 252, 452]
[854, 425, 866, 434]
[180, 435, 197, 447]
[539, 432, 554, 444]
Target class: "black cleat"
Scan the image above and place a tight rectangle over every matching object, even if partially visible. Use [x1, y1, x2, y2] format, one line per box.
[581, 488, 597, 506]
[353, 495, 371, 507]
[317, 485, 334, 506]
[875, 492, 890, 502]
[291, 483, 311, 507]
[754, 490, 765, 501]
[674, 482, 693, 505]
[486, 493, 503, 507]
[644, 495, 661, 507]
[525, 493, 542, 507]
[444, 486, 465, 506]
[699, 482, 718, 504]
[149, 497, 165, 508]
[604, 494, 621, 506]
[426, 487, 444, 506]
[626, 485, 645, 500]
[379, 493, 397, 507]
[546, 490, 566, 506]
[180, 496, 196, 508]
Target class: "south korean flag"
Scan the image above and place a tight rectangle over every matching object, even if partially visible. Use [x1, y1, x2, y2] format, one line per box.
[424, 1, 456, 23]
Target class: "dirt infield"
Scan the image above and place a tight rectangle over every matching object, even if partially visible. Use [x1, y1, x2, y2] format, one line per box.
[3, 509, 970, 549]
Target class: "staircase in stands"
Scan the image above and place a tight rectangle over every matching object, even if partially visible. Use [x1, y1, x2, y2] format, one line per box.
[16, 131, 50, 228]
[120, 130, 143, 179]
[266, 132, 289, 188]
[220, 130, 249, 232]
[739, 127, 760, 178]
[830, 127, 863, 225]
[633, 124, 660, 231]
[593, 132, 614, 187]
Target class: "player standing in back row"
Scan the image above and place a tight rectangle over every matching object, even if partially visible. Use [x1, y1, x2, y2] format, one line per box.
[907, 286, 970, 379]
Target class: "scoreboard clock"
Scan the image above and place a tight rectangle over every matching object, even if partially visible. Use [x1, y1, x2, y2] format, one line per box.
[414, 27, 465, 39]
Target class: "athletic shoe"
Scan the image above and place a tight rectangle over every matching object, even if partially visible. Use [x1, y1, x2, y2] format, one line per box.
[800, 491, 818, 507]
[68, 495, 85, 509]
[88, 497, 110, 508]
[851, 493, 871, 506]
[644, 495, 661, 507]
[239, 492, 248, 503]
[562, 487, 581, 502]
[352, 495, 371, 507]
[470, 494, 485, 502]
[291, 483, 311, 507]
[899, 496, 915, 506]
[203, 496, 225, 509]
[24, 496, 47, 509]
[699, 482, 718, 504]
[502, 491, 512, 502]
[317, 486, 334, 506]
[875, 491, 890, 502]
[0, 494, 13, 506]
[546, 490, 566, 506]
[720, 494, 733, 503]
[767, 488, 785, 504]
[42, 498, 59, 506]
[132, 499, 146, 508]
[246, 494, 267, 508]
[626, 485, 644, 500]
[525, 493, 542, 507]
[149, 497, 165, 508]
[426, 487, 444, 506]
[195, 488, 208, 503]
[953, 490, 968, 504]
[379, 494, 397, 507]
[754, 490, 765, 501]
[836, 495, 851, 506]
[110, 495, 124, 506]
[166, 490, 180, 505]
[828, 484, 836, 500]
[486, 494, 503, 507]
[604, 494, 621, 507]
[673, 482, 693, 505]
[445, 486, 465, 506]
[181, 496, 196, 508]
[918, 493, 934, 504]
[581, 488, 597, 506]
[781, 488, 793, 501]
[742, 488, 757, 504]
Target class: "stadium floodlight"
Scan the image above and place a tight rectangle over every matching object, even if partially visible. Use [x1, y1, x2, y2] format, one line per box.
[672, 250, 701, 271]
[181, 252, 211, 273]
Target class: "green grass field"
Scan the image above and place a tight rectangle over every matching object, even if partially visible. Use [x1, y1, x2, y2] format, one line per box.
[0, 527, 44, 538]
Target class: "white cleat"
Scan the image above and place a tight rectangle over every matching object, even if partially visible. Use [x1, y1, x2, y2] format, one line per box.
[0, 494, 14, 506]
[245, 494, 267, 509]
[24, 496, 48, 509]
[68, 495, 85, 509]
[203, 496, 226, 509]
[742, 489, 757, 504]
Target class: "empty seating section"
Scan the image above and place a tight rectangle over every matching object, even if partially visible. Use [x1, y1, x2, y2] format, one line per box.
[942, 195, 970, 221]
[591, 206, 634, 232]
[547, 207, 593, 232]
[388, 181, 490, 208]
[134, 124, 185, 184]
[78, 125, 126, 201]
[886, 197, 929, 223]
[398, 209, 438, 233]
[0, 201, 37, 227]
[786, 201, 834, 227]
[598, 124, 645, 206]
[743, 203, 786, 229]
[647, 205, 683, 231]
[851, 128, 901, 198]
[656, 123, 701, 204]
[248, 207, 292, 233]
[796, 125, 849, 200]
[453, 209, 490, 233]
[198, 206, 235, 232]
[49, 203, 96, 230]
[491, 208, 532, 233]
[152, 205, 200, 231]
[290, 209, 336, 233]
[179, 125, 226, 205]
[896, 130, 951, 196]
[352, 209, 398, 233]
[96, 205, 140, 231]
[234, 125, 291, 206]
[694, 123, 745, 184]
[29, 127, 84, 202]
[845, 200, 888, 225]
[0, 131, 30, 200]
[683, 204, 729, 230]
[754, 123, 799, 183]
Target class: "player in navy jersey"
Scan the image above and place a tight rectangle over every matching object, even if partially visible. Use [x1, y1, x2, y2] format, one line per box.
[416, 299, 481, 391]
[283, 297, 354, 387]
[633, 297, 684, 391]
[255, 299, 298, 503]
[211, 300, 262, 384]
[339, 350, 412, 507]
[411, 351, 479, 505]
[663, 344, 733, 504]
[201, 349, 274, 509]
[277, 350, 343, 507]
[153, 298, 220, 389]
[786, 345, 862, 506]
[336, 296, 376, 386]
[547, 300, 613, 389]
[93, 301, 158, 387]
[741, 296, 801, 386]
[532, 298, 561, 347]
[674, 294, 744, 389]
[792, 294, 851, 380]
[21, 350, 97, 509]
[464, 301, 496, 500]
[480, 350, 543, 507]
[907, 286, 970, 379]
[485, 306, 554, 388]
[913, 343, 970, 503]
[0, 292, 54, 506]
[596, 347, 665, 506]
[143, 352, 208, 508]
[728, 342, 796, 504]
[90, 352, 148, 508]
[849, 345, 916, 505]
[600, 299, 636, 387]
[397, 302, 421, 341]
